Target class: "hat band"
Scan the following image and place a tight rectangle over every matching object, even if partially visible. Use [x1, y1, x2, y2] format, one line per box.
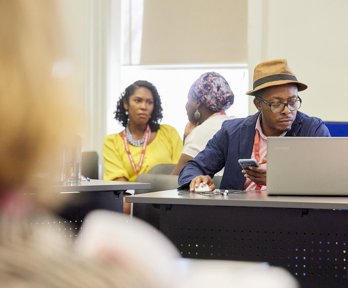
[253, 74, 298, 89]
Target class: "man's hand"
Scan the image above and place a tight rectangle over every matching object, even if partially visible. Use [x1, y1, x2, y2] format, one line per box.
[242, 158, 267, 186]
[189, 175, 215, 192]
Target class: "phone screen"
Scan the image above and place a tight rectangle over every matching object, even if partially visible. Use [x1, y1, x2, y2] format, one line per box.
[238, 159, 259, 169]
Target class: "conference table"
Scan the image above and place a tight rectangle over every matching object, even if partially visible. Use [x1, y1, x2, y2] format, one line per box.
[55, 179, 151, 193]
[127, 189, 348, 288]
[54, 179, 151, 234]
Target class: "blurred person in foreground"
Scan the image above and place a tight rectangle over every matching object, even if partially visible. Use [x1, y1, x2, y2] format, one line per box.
[178, 59, 330, 192]
[0, 1, 177, 287]
[172, 72, 234, 175]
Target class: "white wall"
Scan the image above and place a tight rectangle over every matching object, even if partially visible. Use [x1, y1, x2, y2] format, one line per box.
[114, 65, 249, 137]
[58, 0, 121, 157]
[248, 0, 348, 120]
[61, 0, 348, 154]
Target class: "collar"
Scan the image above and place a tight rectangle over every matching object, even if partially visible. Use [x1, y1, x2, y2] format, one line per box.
[255, 115, 287, 138]
[255, 116, 267, 140]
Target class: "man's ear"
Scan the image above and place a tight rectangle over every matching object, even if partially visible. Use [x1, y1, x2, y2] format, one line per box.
[253, 98, 262, 111]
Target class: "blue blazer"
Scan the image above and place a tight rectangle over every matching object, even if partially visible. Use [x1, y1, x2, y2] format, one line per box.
[178, 111, 331, 190]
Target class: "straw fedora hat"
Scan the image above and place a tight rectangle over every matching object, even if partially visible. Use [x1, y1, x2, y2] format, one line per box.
[246, 59, 307, 95]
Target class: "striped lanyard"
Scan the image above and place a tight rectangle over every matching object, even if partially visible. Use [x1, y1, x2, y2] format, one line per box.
[252, 130, 262, 190]
[122, 125, 150, 176]
[253, 129, 260, 162]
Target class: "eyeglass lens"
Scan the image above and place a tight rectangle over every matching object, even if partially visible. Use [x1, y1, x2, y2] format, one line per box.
[270, 98, 301, 113]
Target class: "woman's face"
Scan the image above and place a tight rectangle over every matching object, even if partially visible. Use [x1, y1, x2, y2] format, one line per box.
[185, 94, 199, 123]
[124, 87, 154, 126]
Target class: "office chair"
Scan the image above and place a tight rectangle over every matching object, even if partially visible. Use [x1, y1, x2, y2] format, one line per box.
[133, 172, 178, 226]
[135, 174, 178, 194]
[147, 163, 176, 175]
[213, 175, 222, 188]
[81, 151, 99, 179]
[324, 121, 348, 136]
[134, 163, 177, 194]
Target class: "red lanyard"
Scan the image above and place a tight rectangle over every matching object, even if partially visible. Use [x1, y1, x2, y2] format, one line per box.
[253, 130, 262, 190]
[253, 130, 260, 162]
[122, 125, 150, 176]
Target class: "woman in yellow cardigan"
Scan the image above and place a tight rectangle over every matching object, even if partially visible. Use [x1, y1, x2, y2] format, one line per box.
[103, 80, 183, 183]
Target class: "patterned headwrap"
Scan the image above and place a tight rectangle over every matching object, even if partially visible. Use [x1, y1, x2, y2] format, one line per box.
[188, 72, 234, 112]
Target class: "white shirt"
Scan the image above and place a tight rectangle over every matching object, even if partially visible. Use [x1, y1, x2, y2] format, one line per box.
[183, 114, 232, 176]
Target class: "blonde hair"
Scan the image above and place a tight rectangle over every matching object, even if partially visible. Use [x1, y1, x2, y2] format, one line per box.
[0, 3, 154, 287]
[0, 0, 81, 196]
[0, 214, 152, 288]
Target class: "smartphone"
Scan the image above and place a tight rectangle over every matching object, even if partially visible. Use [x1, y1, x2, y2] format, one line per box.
[238, 158, 259, 169]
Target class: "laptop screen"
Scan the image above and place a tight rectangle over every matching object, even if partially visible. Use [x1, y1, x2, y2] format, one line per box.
[267, 137, 348, 196]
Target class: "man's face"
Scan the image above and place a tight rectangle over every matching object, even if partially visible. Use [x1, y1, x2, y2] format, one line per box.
[255, 84, 299, 136]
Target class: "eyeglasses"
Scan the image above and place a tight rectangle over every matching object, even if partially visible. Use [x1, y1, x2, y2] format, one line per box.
[256, 96, 302, 113]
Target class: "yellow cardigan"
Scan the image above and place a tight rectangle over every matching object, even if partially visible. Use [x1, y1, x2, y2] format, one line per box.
[103, 124, 183, 181]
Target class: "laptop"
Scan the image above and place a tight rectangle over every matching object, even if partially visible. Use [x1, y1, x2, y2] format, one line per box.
[267, 137, 348, 196]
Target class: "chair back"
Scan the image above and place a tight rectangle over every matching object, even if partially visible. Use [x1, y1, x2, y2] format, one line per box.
[135, 174, 178, 194]
[133, 173, 178, 225]
[81, 151, 99, 179]
[135, 163, 177, 194]
[324, 121, 348, 136]
[213, 175, 222, 188]
[147, 163, 175, 174]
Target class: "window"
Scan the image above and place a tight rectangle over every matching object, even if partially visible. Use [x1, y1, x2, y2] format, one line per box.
[107, 65, 249, 136]
[106, 0, 250, 136]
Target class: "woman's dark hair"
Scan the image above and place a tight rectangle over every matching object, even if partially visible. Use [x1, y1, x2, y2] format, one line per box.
[114, 80, 163, 132]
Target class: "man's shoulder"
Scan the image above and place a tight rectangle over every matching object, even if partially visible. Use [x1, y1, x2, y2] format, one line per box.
[292, 111, 330, 136]
[295, 111, 324, 124]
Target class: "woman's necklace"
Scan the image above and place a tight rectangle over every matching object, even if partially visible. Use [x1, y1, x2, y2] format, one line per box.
[122, 125, 151, 175]
[125, 125, 151, 146]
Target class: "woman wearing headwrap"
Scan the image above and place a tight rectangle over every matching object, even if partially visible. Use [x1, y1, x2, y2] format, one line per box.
[172, 72, 234, 175]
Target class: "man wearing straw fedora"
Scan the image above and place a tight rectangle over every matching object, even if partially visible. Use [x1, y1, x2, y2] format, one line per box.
[178, 59, 330, 192]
